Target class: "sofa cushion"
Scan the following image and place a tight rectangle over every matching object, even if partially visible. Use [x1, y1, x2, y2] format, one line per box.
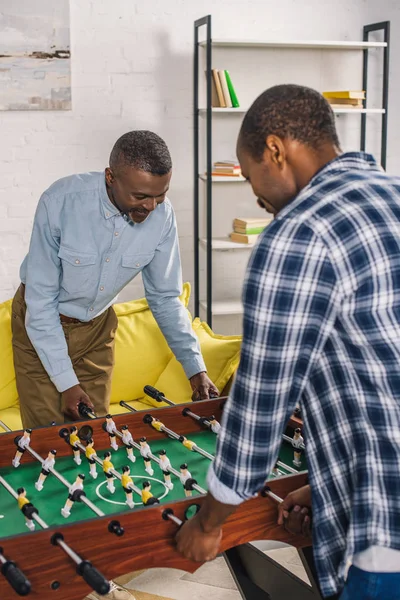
[110, 283, 191, 404]
[0, 299, 19, 411]
[143, 318, 241, 407]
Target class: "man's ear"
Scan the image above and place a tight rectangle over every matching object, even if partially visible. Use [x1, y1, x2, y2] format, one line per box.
[265, 135, 286, 168]
[105, 167, 114, 185]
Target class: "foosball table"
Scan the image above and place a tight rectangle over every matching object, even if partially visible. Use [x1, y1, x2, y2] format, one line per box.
[0, 392, 323, 600]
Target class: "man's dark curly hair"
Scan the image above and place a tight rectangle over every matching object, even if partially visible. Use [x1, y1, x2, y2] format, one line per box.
[110, 130, 172, 175]
[239, 84, 340, 160]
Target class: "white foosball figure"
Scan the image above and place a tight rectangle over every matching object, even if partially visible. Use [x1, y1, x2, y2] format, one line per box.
[292, 428, 304, 467]
[179, 463, 194, 497]
[209, 416, 221, 434]
[105, 415, 119, 451]
[61, 474, 85, 518]
[121, 425, 136, 463]
[12, 429, 31, 468]
[139, 437, 154, 476]
[158, 449, 174, 490]
[35, 449, 57, 491]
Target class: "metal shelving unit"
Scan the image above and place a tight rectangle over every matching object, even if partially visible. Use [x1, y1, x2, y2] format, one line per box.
[194, 15, 390, 327]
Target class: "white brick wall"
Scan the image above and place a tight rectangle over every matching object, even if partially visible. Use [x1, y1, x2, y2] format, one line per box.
[0, 0, 398, 326]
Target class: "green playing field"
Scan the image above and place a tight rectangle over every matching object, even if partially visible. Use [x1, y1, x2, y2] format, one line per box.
[0, 430, 306, 539]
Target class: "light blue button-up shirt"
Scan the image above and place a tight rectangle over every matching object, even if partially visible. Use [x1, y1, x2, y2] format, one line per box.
[20, 171, 205, 393]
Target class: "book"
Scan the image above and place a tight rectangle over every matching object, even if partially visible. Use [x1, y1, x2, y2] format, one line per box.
[218, 70, 232, 108]
[210, 74, 220, 107]
[329, 104, 364, 109]
[326, 97, 363, 106]
[212, 69, 226, 107]
[230, 232, 260, 244]
[323, 90, 365, 100]
[234, 226, 268, 235]
[225, 70, 240, 107]
[233, 217, 273, 229]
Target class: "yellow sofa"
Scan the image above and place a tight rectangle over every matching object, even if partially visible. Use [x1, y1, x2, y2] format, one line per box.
[0, 283, 241, 431]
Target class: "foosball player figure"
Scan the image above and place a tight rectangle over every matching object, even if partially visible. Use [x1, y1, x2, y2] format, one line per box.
[121, 425, 136, 463]
[139, 437, 154, 476]
[141, 481, 160, 506]
[12, 428, 32, 468]
[272, 462, 280, 477]
[292, 427, 304, 467]
[103, 451, 116, 493]
[179, 463, 196, 498]
[179, 436, 196, 452]
[209, 415, 221, 434]
[35, 449, 57, 491]
[158, 449, 173, 490]
[17, 487, 37, 531]
[69, 425, 82, 465]
[85, 438, 98, 479]
[105, 414, 119, 451]
[121, 465, 135, 509]
[61, 474, 85, 518]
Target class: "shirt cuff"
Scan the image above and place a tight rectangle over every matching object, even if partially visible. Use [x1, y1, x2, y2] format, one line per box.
[206, 463, 248, 506]
[51, 369, 80, 393]
[181, 356, 207, 380]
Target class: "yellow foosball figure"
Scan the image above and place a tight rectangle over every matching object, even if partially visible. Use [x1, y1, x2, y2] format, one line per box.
[141, 481, 160, 506]
[121, 465, 135, 509]
[85, 438, 98, 479]
[17, 487, 37, 531]
[103, 451, 116, 494]
[69, 426, 82, 466]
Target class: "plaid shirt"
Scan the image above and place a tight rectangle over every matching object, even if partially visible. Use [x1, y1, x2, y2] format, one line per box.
[208, 153, 400, 597]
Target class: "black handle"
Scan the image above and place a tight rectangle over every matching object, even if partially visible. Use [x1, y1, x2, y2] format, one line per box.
[144, 385, 164, 401]
[77, 560, 110, 595]
[2, 561, 31, 596]
[78, 402, 96, 419]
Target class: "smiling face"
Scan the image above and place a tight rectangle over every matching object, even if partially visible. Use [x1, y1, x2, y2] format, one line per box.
[105, 166, 171, 224]
[237, 134, 299, 216]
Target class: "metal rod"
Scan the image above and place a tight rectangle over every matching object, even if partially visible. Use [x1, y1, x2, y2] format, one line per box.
[206, 15, 212, 327]
[0, 475, 48, 529]
[0, 420, 11, 433]
[119, 400, 137, 412]
[57, 538, 83, 565]
[147, 418, 215, 461]
[166, 513, 183, 527]
[276, 460, 298, 475]
[264, 488, 283, 504]
[194, 19, 200, 317]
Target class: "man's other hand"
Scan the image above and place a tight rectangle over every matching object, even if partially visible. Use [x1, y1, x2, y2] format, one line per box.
[189, 372, 219, 401]
[278, 484, 312, 538]
[62, 384, 94, 421]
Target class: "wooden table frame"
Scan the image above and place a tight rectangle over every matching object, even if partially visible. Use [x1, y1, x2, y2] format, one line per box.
[0, 399, 320, 600]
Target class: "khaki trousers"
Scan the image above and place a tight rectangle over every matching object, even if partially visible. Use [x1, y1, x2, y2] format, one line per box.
[11, 285, 118, 429]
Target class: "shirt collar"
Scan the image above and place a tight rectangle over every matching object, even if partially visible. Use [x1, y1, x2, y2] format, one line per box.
[276, 152, 382, 221]
[98, 173, 121, 220]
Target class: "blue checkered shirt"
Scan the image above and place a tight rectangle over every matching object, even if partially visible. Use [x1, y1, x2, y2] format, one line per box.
[207, 153, 400, 597]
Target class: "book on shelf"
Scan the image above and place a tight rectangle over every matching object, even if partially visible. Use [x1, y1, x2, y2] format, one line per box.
[218, 70, 232, 108]
[323, 90, 365, 100]
[207, 160, 242, 177]
[233, 216, 273, 229]
[230, 232, 260, 245]
[212, 69, 226, 107]
[209, 69, 240, 108]
[326, 97, 363, 106]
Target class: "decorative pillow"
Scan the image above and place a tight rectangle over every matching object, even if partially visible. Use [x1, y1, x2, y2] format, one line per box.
[110, 283, 191, 404]
[0, 299, 18, 411]
[143, 318, 241, 407]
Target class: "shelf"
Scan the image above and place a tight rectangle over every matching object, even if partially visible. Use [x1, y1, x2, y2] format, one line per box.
[200, 237, 256, 250]
[199, 174, 246, 182]
[200, 300, 243, 315]
[199, 39, 387, 50]
[199, 107, 385, 115]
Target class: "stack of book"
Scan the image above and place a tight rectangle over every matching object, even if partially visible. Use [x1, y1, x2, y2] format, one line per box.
[230, 216, 273, 244]
[211, 69, 240, 108]
[210, 160, 242, 177]
[322, 90, 365, 108]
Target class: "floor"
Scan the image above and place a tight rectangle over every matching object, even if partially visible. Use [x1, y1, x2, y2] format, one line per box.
[115, 542, 311, 600]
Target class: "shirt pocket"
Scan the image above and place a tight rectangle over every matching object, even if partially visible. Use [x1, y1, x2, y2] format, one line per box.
[58, 246, 97, 294]
[115, 252, 155, 291]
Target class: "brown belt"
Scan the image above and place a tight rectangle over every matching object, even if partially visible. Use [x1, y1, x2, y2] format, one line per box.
[20, 283, 88, 325]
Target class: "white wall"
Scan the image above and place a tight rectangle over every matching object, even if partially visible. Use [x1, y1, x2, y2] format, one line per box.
[0, 0, 397, 329]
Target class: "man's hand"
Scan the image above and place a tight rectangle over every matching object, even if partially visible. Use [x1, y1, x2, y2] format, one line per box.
[61, 384, 94, 421]
[176, 512, 222, 562]
[278, 485, 312, 538]
[190, 372, 219, 401]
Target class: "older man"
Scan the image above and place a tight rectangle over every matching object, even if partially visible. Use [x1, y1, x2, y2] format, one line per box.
[12, 130, 218, 429]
